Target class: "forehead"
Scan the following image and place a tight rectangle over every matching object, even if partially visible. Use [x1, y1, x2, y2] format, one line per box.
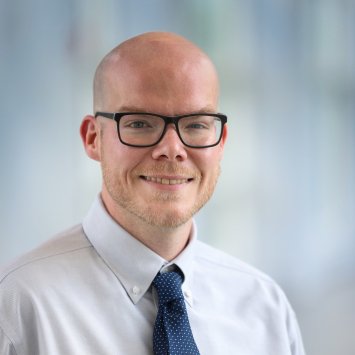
[103, 52, 219, 116]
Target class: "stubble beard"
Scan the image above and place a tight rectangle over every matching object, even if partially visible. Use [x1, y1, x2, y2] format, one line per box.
[100, 144, 221, 229]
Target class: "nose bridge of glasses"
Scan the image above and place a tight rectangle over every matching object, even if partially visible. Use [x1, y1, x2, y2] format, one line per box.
[161, 117, 181, 142]
[164, 116, 180, 126]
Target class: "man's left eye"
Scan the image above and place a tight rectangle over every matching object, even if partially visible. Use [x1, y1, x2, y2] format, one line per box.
[188, 124, 204, 129]
[131, 122, 147, 128]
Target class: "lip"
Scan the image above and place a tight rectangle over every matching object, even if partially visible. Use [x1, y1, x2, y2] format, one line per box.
[139, 176, 191, 190]
[141, 175, 192, 180]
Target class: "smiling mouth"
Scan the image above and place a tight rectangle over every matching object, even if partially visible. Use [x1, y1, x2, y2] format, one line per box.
[141, 176, 192, 185]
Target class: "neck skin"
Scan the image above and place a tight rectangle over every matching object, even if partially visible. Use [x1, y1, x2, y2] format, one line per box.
[101, 185, 192, 262]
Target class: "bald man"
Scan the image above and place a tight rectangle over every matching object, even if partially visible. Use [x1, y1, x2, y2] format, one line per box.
[0, 32, 306, 355]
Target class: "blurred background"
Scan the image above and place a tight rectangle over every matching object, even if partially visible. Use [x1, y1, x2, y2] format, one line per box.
[1, 0, 354, 353]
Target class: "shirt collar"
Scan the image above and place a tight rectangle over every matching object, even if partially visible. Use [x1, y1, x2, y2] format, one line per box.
[83, 193, 197, 305]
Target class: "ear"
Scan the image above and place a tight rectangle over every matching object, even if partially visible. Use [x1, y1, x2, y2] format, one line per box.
[217, 123, 228, 162]
[80, 115, 101, 162]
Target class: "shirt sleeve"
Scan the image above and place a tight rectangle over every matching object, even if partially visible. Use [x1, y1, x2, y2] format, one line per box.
[0, 327, 17, 355]
[287, 310, 306, 355]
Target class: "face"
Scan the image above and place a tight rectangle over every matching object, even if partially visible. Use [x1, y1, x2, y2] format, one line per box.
[99, 55, 226, 229]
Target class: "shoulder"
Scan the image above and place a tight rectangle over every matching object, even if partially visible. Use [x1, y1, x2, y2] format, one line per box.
[0, 224, 94, 343]
[195, 240, 275, 283]
[194, 241, 303, 350]
[194, 240, 292, 309]
[0, 223, 92, 284]
[194, 240, 296, 315]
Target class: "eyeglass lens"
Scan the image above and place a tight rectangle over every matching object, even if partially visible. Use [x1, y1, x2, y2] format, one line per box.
[118, 114, 222, 147]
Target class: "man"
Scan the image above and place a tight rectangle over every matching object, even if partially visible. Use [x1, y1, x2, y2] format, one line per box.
[0, 32, 305, 354]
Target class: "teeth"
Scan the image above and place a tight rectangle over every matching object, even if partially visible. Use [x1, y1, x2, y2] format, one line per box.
[144, 177, 189, 185]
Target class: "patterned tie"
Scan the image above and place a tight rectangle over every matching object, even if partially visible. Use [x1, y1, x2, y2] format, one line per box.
[152, 271, 200, 355]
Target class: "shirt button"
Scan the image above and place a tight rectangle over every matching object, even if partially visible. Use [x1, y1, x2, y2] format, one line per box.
[132, 286, 140, 294]
[184, 290, 192, 298]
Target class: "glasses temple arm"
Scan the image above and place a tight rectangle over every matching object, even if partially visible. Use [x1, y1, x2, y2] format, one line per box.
[95, 112, 115, 120]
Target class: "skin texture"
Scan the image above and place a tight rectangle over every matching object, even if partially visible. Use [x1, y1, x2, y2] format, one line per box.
[80, 32, 227, 261]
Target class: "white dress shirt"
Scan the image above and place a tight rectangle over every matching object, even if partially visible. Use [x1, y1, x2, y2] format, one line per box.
[0, 194, 306, 354]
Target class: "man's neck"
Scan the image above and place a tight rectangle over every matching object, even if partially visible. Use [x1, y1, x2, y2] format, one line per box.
[101, 189, 192, 262]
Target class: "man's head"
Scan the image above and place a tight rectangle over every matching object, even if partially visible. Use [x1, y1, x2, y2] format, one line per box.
[80, 32, 227, 229]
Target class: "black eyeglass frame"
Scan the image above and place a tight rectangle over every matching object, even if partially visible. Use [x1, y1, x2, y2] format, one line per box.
[95, 112, 228, 148]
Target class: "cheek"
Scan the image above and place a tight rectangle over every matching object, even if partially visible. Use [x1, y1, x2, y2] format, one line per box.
[101, 129, 147, 176]
[192, 147, 221, 176]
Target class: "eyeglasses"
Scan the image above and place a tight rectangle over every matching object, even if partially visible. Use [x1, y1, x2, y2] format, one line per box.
[94, 112, 227, 148]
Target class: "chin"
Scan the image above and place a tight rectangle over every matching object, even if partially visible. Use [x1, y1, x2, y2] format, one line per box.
[129, 203, 195, 229]
[139, 213, 190, 229]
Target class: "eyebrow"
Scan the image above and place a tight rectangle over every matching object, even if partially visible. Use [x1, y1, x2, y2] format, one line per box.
[116, 105, 217, 115]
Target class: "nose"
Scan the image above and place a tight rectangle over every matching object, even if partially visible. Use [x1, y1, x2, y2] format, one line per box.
[151, 124, 188, 162]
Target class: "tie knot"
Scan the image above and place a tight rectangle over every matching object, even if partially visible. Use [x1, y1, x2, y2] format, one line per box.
[152, 271, 184, 306]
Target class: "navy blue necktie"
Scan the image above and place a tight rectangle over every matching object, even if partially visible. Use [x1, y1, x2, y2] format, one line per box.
[152, 271, 200, 355]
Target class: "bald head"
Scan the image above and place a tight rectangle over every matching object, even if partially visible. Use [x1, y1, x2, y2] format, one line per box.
[93, 32, 219, 115]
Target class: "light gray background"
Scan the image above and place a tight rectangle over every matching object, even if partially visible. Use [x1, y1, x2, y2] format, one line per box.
[1, 0, 355, 354]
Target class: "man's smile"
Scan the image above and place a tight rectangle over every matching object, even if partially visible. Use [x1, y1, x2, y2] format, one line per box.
[141, 175, 192, 185]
